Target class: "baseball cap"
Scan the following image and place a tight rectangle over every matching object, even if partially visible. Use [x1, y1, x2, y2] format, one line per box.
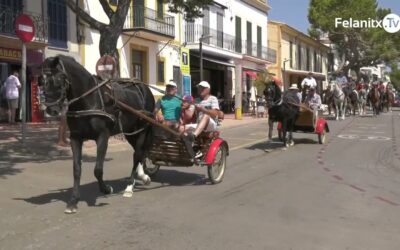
[197, 81, 210, 89]
[166, 80, 177, 87]
[182, 95, 193, 102]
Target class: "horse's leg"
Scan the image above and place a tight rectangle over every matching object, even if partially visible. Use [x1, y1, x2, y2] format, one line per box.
[282, 120, 288, 147]
[335, 102, 339, 120]
[288, 120, 295, 146]
[268, 118, 273, 140]
[94, 131, 113, 195]
[65, 138, 83, 214]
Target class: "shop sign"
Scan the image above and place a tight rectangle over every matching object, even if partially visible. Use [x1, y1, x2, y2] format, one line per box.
[0, 47, 22, 61]
[180, 47, 190, 75]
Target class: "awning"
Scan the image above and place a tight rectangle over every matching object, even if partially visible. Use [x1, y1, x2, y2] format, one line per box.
[284, 69, 326, 80]
[244, 71, 258, 79]
[203, 56, 235, 68]
[191, 54, 236, 68]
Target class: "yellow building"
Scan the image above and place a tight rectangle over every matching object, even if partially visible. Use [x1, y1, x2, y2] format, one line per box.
[268, 21, 330, 90]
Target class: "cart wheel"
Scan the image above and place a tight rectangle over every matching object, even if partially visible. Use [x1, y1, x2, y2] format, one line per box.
[207, 145, 227, 184]
[318, 128, 326, 144]
[278, 129, 283, 141]
[143, 157, 160, 177]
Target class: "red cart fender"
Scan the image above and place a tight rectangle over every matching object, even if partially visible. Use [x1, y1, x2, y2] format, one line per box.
[315, 118, 329, 134]
[205, 138, 229, 165]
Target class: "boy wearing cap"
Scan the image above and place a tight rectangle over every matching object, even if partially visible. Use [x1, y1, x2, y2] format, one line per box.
[305, 87, 322, 111]
[178, 95, 196, 132]
[154, 80, 182, 128]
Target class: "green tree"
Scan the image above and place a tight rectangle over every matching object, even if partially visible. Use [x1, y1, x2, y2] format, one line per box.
[66, 0, 212, 60]
[308, 0, 400, 79]
[390, 63, 400, 90]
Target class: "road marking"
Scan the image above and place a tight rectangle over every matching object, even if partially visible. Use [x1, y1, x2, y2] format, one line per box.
[231, 138, 268, 151]
[337, 134, 391, 141]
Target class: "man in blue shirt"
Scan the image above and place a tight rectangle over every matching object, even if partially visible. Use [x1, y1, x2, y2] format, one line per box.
[154, 80, 182, 128]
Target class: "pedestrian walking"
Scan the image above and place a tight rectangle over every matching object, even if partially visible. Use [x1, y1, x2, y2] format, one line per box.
[4, 70, 21, 124]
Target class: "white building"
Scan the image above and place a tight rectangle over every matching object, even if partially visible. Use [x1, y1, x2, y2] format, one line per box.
[182, 0, 275, 111]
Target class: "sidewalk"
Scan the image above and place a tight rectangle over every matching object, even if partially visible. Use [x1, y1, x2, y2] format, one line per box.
[0, 116, 267, 166]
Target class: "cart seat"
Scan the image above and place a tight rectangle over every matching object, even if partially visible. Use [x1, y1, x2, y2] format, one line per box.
[295, 104, 316, 127]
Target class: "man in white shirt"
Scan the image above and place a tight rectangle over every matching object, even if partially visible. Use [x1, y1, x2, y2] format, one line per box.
[336, 72, 348, 87]
[4, 71, 21, 123]
[301, 72, 317, 89]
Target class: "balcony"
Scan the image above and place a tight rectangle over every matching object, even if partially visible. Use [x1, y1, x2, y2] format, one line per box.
[123, 6, 175, 40]
[0, 4, 48, 46]
[185, 24, 236, 53]
[242, 40, 277, 63]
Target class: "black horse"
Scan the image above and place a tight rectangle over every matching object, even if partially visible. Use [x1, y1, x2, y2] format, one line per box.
[264, 81, 300, 147]
[40, 55, 155, 213]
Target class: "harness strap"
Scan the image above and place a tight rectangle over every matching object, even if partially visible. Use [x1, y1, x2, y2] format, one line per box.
[67, 79, 110, 106]
[66, 110, 115, 122]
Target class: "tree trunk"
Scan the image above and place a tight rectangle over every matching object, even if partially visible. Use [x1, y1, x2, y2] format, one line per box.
[99, 27, 121, 76]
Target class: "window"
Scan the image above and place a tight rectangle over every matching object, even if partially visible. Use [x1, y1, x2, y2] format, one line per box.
[157, 59, 165, 84]
[217, 13, 223, 48]
[48, 0, 68, 48]
[132, 49, 144, 81]
[257, 26, 262, 58]
[289, 41, 293, 68]
[202, 7, 210, 43]
[235, 16, 242, 53]
[297, 44, 302, 70]
[156, 0, 163, 19]
[246, 21, 252, 55]
[314, 50, 317, 72]
[0, 0, 23, 35]
[306, 48, 310, 71]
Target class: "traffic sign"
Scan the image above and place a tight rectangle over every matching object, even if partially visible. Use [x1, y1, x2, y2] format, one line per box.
[15, 14, 35, 43]
[96, 55, 117, 79]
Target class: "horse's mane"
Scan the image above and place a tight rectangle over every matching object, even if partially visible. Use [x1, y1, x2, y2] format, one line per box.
[57, 54, 93, 81]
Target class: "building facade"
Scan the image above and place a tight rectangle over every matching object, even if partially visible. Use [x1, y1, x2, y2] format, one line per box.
[268, 21, 329, 91]
[183, 0, 276, 112]
[0, 0, 80, 122]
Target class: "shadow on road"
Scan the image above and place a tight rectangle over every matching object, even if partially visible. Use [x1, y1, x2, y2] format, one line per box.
[14, 169, 206, 208]
[0, 127, 114, 179]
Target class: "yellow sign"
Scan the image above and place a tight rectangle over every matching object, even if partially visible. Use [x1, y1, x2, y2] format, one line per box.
[180, 47, 190, 75]
[0, 47, 22, 61]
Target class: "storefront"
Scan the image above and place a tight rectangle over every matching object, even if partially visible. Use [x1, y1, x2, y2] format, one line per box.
[189, 53, 234, 98]
[0, 46, 44, 122]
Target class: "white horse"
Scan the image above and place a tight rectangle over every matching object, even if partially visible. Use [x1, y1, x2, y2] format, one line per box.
[358, 88, 367, 115]
[332, 82, 346, 120]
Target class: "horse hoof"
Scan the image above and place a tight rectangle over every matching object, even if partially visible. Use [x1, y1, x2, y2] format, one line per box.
[123, 191, 133, 198]
[143, 176, 151, 186]
[103, 185, 113, 195]
[64, 206, 77, 214]
[289, 141, 295, 146]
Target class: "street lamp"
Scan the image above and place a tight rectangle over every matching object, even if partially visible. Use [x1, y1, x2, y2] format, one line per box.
[199, 34, 212, 81]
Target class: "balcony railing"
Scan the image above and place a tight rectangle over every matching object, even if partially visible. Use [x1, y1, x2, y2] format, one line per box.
[0, 5, 48, 43]
[242, 40, 277, 63]
[124, 6, 175, 37]
[185, 24, 236, 52]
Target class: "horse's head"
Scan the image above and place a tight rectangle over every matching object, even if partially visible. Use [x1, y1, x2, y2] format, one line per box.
[263, 80, 281, 106]
[39, 56, 70, 116]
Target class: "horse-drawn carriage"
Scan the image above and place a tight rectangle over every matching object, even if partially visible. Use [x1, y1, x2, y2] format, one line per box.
[277, 105, 329, 144]
[39, 55, 229, 213]
[144, 128, 228, 184]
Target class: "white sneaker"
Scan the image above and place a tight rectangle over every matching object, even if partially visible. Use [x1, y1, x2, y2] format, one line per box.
[195, 151, 203, 159]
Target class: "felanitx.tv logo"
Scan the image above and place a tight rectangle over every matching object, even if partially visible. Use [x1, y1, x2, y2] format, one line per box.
[335, 13, 400, 33]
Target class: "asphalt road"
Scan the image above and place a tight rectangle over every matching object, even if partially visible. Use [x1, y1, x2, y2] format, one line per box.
[1, 110, 400, 250]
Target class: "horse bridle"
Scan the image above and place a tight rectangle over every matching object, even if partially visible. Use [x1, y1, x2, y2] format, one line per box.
[266, 84, 283, 107]
[41, 59, 70, 108]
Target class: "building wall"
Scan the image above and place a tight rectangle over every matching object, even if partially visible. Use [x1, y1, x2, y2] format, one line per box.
[268, 21, 329, 90]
